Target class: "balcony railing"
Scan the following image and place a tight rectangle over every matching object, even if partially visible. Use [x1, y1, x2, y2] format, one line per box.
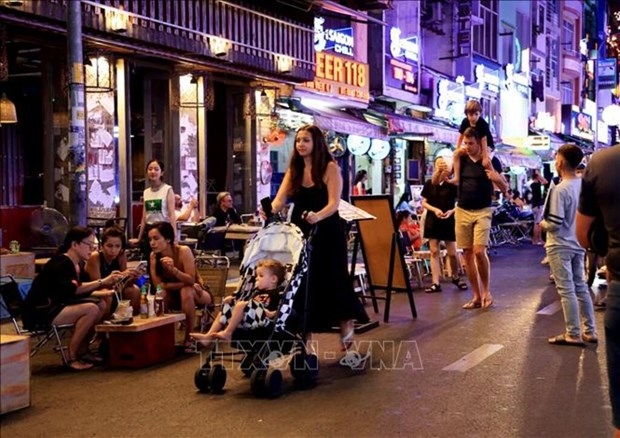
[1, 0, 315, 81]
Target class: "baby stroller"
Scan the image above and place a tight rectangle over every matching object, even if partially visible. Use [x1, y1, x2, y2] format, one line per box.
[193, 218, 318, 398]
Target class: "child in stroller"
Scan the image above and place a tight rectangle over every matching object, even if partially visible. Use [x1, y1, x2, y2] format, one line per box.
[190, 259, 286, 348]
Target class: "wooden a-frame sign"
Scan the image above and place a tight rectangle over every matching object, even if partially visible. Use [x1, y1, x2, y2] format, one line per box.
[350, 195, 417, 322]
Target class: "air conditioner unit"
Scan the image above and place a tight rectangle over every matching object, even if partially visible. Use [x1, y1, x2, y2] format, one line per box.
[431, 2, 444, 22]
[422, 1, 444, 23]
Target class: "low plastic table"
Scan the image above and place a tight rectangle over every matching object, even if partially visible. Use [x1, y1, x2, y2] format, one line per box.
[95, 313, 185, 368]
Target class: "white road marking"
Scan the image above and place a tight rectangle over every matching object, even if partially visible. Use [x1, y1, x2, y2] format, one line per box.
[442, 343, 504, 372]
[536, 300, 562, 315]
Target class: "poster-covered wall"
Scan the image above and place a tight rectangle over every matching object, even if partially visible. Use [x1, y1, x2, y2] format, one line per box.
[86, 92, 117, 219]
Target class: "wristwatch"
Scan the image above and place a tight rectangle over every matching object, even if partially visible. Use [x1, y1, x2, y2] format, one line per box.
[97, 279, 103, 288]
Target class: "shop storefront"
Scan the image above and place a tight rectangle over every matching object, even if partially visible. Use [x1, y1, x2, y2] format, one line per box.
[367, 6, 436, 203]
[0, 1, 314, 245]
[262, 14, 388, 200]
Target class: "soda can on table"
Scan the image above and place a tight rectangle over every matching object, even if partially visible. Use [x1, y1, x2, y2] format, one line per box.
[9, 240, 20, 254]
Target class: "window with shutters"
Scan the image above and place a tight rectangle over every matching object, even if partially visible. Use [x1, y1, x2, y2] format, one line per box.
[472, 0, 498, 60]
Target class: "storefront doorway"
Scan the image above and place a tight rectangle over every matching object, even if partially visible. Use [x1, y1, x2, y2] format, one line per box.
[129, 67, 169, 202]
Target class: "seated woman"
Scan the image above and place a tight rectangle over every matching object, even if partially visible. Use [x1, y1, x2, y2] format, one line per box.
[396, 210, 422, 252]
[190, 258, 285, 348]
[175, 194, 200, 223]
[213, 191, 241, 226]
[510, 189, 526, 210]
[148, 222, 212, 349]
[22, 227, 122, 370]
[84, 226, 141, 316]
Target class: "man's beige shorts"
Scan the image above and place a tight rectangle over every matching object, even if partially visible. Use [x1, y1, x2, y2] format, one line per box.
[455, 206, 494, 248]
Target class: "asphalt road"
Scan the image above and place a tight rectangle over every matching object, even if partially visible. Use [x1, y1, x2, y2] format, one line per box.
[0, 245, 614, 437]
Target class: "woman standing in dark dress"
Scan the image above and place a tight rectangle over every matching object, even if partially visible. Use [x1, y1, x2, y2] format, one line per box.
[270, 124, 369, 350]
[422, 157, 468, 293]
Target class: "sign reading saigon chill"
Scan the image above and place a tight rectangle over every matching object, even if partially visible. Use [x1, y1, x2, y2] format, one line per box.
[300, 52, 370, 103]
[314, 17, 354, 57]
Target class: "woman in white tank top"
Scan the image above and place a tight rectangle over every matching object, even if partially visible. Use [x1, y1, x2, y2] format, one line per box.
[129, 159, 177, 256]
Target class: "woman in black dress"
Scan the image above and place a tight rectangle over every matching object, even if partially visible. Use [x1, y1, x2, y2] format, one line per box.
[271, 124, 369, 350]
[421, 157, 468, 293]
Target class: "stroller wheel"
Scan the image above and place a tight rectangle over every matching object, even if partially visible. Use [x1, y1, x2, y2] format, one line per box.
[209, 364, 227, 393]
[251, 368, 283, 398]
[240, 354, 255, 377]
[265, 368, 283, 398]
[250, 369, 267, 397]
[194, 364, 211, 393]
[290, 353, 318, 389]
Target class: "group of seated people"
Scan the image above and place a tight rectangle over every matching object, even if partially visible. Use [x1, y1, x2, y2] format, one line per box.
[22, 221, 214, 370]
[174, 191, 241, 227]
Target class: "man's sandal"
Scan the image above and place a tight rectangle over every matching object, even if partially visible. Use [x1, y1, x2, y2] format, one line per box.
[482, 295, 494, 309]
[462, 300, 481, 310]
[452, 277, 468, 290]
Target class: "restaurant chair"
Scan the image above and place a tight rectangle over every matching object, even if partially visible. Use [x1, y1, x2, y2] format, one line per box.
[195, 255, 230, 329]
[87, 216, 128, 247]
[398, 232, 425, 289]
[0, 275, 75, 366]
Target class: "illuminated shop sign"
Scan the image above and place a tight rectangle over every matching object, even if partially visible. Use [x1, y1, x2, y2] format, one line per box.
[504, 63, 529, 96]
[570, 106, 594, 141]
[435, 78, 465, 125]
[384, 27, 419, 95]
[531, 112, 556, 132]
[475, 64, 500, 93]
[389, 27, 419, 62]
[525, 135, 551, 150]
[299, 52, 369, 103]
[598, 58, 618, 89]
[388, 58, 418, 93]
[314, 17, 354, 57]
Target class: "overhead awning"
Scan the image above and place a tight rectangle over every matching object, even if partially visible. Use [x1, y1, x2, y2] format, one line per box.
[555, 133, 595, 153]
[494, 143, 543, 169]
[310, 107, 389, 140]
[383, 114, 460, 144]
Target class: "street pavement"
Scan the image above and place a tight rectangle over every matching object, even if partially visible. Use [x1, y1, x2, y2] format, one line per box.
[0, 245, 614, 437]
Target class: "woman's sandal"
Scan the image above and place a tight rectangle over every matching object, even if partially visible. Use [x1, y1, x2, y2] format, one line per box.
[66, 359, 94, 371]
[452, 277, 468, 290]
[80, 352, 104, 364]
[425, 283, 442, 293]
[341, 329, 355, 352]
[462, 300, 481, 310]
[183, 341, 198, 354]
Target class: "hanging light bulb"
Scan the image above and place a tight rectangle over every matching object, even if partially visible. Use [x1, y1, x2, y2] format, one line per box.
[0, 92, 18, 124]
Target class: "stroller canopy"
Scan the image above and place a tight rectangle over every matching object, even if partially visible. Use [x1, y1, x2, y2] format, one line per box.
[240, 222, 305, 274]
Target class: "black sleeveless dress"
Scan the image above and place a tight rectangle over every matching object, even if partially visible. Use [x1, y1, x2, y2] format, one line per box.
[99, 252, 121, 278]
[291, 185, 369, 332]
